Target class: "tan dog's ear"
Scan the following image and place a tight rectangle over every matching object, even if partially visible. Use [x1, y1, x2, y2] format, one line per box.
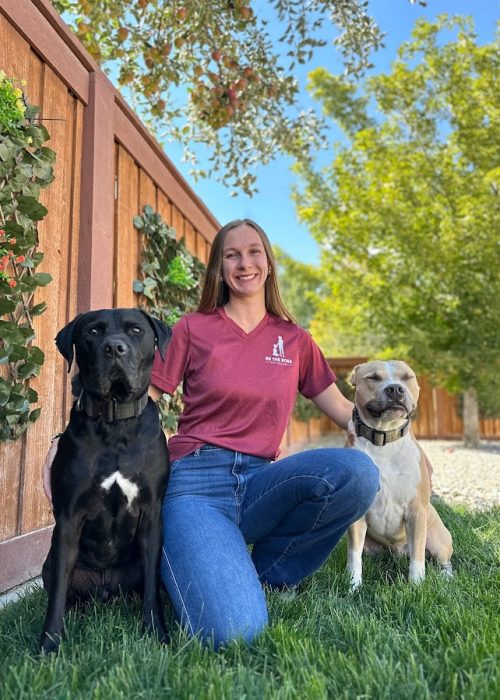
[349, 364, 364, 386]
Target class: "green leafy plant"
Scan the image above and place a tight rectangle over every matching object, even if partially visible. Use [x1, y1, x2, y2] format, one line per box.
[0, 72, 55, 441]
[133, 205, 205, 432]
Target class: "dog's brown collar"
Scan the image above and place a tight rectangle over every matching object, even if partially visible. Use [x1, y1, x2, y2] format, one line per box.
[352, 407, 411, 446]
[76, 390, 149, 423]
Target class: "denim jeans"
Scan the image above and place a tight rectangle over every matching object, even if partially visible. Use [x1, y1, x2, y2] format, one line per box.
[160, 445, 379, 648]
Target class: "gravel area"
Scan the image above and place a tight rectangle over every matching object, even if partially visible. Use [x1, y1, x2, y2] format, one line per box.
[298, 436, 500, 511]
[420, 439, 500, 511]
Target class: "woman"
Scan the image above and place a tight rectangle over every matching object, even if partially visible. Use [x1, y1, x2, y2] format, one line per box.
[149, 219, 379, 648]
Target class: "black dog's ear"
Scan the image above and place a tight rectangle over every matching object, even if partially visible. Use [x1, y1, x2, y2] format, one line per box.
[139, 311, 172, 360]
[55, 315, 82, 371]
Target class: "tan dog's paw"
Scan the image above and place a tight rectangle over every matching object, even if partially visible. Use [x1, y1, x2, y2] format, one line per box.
[440, 561, 454, 577]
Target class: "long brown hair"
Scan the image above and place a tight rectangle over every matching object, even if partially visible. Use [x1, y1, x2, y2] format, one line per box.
[197, 219, 295, 323]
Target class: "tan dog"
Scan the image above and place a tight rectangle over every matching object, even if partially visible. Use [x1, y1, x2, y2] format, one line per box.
[346, 360, 453, 588]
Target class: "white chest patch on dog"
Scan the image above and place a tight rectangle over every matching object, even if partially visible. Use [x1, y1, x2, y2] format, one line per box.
[100, 471, 139, 507]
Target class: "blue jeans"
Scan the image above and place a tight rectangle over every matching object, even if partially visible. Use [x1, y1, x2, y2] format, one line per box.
[161, 445, 378, 648]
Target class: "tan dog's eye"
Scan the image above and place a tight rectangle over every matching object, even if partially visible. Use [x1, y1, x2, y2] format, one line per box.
[366, 375, 381, 382]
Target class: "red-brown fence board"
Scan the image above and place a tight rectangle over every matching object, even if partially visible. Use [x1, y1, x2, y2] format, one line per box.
[184, 221, 196, 257]
[171, 205, 185, 242]
[20, 63, 81, 535]
[115, 145, 139, 308]
[157, 191, 172, 228]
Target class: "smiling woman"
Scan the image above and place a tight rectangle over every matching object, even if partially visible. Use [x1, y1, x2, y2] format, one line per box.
[197, 219, 294, 323]
[148, 218, 380, 649]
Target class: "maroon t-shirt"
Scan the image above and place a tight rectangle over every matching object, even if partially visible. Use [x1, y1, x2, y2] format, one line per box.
[151, 307, 336, 462]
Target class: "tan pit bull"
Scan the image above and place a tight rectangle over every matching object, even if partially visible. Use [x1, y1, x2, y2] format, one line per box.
[346, 360, 453, 588]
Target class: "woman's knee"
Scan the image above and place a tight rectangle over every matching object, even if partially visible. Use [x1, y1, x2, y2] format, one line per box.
[203, 608, 269, 650]
[292, 449, 378, 507]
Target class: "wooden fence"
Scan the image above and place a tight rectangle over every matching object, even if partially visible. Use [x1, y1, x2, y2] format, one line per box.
[0, 0, 219, 594]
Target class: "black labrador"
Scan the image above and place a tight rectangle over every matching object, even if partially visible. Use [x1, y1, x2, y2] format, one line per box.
[40, 308, 171, 653]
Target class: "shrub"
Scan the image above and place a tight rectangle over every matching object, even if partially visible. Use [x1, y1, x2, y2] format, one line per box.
[133, 205, 205, 431]
[0, 72, 55, 441]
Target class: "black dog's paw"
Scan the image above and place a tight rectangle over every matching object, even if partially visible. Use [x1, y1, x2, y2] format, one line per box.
[40, 631, 62, 654]
[157, 625, 170, 645]
[144, 618, 170, 645]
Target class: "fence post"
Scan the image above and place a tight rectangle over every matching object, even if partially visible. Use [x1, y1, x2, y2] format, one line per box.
[78, 70, 116, 311]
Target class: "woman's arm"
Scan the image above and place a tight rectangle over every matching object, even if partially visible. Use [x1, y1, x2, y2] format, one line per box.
[148, 384, 163, 402]
[311, 382, 353, 431]
[42, 437, 60, 505]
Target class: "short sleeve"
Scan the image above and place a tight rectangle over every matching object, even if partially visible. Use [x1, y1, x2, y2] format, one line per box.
[151, 315, 190, 394]
[297, 329, 336, 399]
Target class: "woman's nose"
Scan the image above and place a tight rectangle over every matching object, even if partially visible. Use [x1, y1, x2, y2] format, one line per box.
[238, 254, 251, 268]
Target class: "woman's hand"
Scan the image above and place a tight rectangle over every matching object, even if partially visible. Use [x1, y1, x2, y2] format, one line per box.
[43, 437, 60, 506]
[148, 385, 163, 402]
[311, 383, 354, 431]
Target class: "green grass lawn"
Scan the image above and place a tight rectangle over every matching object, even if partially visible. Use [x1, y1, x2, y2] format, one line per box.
[1, 501, 498, 700]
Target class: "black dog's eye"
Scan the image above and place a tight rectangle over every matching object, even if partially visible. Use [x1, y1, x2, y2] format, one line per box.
[128, 325, 143, 336]
[86, 327, 100, 336]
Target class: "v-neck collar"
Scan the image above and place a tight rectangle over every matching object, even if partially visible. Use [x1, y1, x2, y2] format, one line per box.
[217, 306, 270, 339]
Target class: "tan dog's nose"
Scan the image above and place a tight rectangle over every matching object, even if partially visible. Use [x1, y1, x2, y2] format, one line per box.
[384, 384, 405, 398]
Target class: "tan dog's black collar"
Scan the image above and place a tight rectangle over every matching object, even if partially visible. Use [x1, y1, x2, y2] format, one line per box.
[76, 390, 149, 423]
[352, 407, 410, 446]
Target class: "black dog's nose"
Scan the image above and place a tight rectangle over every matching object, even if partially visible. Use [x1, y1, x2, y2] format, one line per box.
[104, 339, 128, 358]
[384, 383, 405, 398]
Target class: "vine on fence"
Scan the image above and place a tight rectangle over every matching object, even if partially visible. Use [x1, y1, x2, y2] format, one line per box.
[133, 205, 205, 431]
[0, 71, 55, 441]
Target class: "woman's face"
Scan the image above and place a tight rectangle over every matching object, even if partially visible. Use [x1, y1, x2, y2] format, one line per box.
[221, 224, 269, 301]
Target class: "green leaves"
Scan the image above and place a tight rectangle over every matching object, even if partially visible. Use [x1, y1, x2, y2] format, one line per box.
[295, 16, 500, 418]
[0, 82, 55, 441]
[16, 195, 48, 220]
[133, 205, 206, 432]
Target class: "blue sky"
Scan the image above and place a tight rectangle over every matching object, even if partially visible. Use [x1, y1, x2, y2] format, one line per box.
[164, 0, 499, 264]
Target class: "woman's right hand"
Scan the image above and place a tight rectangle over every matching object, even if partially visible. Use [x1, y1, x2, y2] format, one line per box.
[43, 436, 60, 506]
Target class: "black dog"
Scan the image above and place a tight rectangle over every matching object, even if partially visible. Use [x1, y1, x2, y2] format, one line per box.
[40, 308, 171, 653]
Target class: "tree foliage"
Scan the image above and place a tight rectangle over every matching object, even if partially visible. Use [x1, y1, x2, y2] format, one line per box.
[274, 244, 326, 422]
[294, 16, 500, 416]
[49, 0, 389, 195]
[273, 244, 323, 329]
